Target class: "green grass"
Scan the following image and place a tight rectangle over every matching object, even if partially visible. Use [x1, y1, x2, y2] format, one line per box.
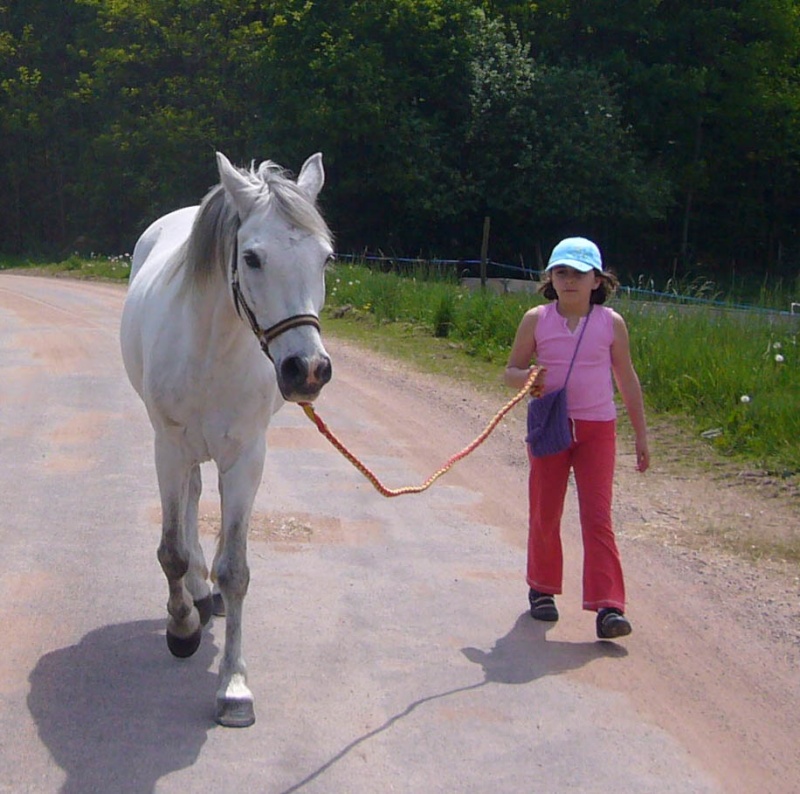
[0, 254, 132, 281]
[328, 263, 536, 363]
[326, 262, 800, 479]
[623, 300, 800, 474]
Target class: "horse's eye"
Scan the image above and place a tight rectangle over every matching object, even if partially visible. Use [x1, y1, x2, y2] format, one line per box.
[243, 251, 261, 270]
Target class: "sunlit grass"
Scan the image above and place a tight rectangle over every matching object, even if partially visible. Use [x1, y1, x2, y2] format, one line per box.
[0, 253, 132, 281]
[621, 300, 799, 474]
[326, 262, 799, 477]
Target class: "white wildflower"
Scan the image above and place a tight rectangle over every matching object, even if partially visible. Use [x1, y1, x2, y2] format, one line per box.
[740, 395, 751, 404]
[775, 354, 785, 363]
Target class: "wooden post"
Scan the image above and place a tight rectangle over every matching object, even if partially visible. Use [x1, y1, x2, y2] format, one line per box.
[480, 215, 490, 289]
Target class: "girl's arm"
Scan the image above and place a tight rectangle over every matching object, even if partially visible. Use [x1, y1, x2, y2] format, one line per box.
[610, 311, 650, 473]
[504, 306, 544, 391]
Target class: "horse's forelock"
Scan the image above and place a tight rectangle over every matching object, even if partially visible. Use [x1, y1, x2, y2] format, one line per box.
[253, 160, 332, 246]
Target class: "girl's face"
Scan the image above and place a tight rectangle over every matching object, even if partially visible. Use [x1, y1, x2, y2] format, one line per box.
[548, 266, 601, 303]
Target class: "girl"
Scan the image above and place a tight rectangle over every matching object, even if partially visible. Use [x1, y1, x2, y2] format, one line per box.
[505, 237, 649, 639]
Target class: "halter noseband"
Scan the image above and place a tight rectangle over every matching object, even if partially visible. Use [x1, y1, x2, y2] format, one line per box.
[230, 239, 321, 362]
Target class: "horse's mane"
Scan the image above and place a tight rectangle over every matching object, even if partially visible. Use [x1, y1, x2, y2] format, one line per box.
[179, 160, 332, 288]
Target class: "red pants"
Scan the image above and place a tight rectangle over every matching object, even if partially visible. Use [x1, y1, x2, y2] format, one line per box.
[526, 419, 625, 612]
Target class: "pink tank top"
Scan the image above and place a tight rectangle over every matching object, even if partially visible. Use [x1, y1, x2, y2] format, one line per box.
[534, 303, 616, 421]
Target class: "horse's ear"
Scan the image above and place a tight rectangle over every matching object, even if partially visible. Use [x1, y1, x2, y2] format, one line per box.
[216, 152, 256, 217]
[297, 153, 325, 203]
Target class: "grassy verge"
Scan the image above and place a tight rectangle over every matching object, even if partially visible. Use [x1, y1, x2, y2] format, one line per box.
[327, 262, 800, 479]
[324, 262, 800, 567]
[0, 254, 132, 281]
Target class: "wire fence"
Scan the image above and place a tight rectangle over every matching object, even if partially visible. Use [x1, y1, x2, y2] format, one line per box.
[335, 252, 536, 280]
[618, 286, 799, 318]
[336, 252, 800, 320]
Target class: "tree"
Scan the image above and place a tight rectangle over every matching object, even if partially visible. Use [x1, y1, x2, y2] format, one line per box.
[465, 14, 670, 264]
[0, 0, 96, 252]
[69, 0, 264, 250]
[2, 0, 799, 283]
[496, 0, 800, 278]
[244, 0, 480, 254]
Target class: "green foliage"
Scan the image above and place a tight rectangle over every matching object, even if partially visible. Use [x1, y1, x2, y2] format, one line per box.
[432, 289, 457, 338]
[504, 0, 800, 277]
[466, 17, 670, 231]
[328, 261, 534, 361]
[0, 253, 131, 280]
[623, 300, 800, 473]
[326, 263, 800, 476]
[1, 0, 800, 284]
[249, 0, 480, 250]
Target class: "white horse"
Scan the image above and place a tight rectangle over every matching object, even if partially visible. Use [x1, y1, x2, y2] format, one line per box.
[120, 152, 334, 727]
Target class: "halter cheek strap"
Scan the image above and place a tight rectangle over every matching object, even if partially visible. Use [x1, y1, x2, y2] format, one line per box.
[230, 238, 321, 362]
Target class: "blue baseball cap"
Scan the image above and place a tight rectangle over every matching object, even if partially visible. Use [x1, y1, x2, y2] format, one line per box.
[545, 237, 603, 273]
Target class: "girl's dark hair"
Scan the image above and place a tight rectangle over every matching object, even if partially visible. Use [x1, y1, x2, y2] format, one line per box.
[538, 270, 620, 304]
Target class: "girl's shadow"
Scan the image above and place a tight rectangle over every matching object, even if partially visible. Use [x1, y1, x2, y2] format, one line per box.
[280, 612, 628, 793]
[462, 612, 627, 685]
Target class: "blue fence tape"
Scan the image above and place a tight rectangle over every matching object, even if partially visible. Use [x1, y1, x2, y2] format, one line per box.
[335, 252, 799, 319]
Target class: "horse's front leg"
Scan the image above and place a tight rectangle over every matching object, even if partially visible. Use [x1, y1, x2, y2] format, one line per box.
[213, 437, 266, 728]
[155, 436, 203, 658]
[184, 463, 214, 626]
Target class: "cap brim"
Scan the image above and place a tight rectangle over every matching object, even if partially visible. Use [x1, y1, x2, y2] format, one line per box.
[545, 259, 597, 273]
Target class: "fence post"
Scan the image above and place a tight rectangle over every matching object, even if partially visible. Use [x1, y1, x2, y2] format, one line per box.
[480, 215, 490, 289]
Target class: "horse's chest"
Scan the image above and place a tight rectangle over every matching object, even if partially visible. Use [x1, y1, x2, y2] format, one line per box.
[147, 352, 273, 438]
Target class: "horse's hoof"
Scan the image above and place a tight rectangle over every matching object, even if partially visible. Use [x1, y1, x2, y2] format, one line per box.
[166, 627, 202, 658]
[215, 698, 255, 728]
[212, 592, 226, 617]
[194, 595, 214, 626]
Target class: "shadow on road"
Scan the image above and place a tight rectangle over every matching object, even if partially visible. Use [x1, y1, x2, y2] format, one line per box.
[462, 611, 627, 683]
[281, 611, 625, 793]
[28, 619, 218, 794]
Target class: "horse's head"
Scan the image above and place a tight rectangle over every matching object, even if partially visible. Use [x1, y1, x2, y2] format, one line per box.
[216, 152, 334, 402]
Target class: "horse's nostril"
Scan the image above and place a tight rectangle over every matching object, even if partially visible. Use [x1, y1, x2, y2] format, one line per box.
[280, 356, 306, 386]
[316, 356, 332, 385]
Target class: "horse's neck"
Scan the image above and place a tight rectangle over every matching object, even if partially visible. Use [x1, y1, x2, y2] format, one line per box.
[184, 265, 248, 354]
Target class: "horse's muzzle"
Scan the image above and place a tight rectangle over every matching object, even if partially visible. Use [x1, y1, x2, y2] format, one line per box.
[277, 353, 332, 401]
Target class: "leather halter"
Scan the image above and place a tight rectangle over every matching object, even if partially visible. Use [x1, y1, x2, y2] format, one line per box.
[229, 239, 321, 362]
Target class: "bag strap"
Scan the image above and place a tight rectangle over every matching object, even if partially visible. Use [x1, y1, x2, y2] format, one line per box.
[563, 306, 593, 388]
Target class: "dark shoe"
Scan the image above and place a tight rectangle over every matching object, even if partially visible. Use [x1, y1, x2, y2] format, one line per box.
[529, 589, 559, 622]
[596, 608, 632, 639]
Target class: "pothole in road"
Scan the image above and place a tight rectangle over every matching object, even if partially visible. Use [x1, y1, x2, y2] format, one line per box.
[134, 501, 384, 548]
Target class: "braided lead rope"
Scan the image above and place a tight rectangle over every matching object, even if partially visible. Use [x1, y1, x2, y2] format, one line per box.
[298, 366, 543, 498]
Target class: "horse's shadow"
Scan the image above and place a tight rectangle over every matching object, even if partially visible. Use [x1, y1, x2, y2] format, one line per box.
[27, 619, 218, 794]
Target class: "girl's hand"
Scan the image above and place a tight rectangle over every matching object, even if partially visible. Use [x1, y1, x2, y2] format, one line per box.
[528, 366, 546, 398]
[635, 437, 650, 473]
